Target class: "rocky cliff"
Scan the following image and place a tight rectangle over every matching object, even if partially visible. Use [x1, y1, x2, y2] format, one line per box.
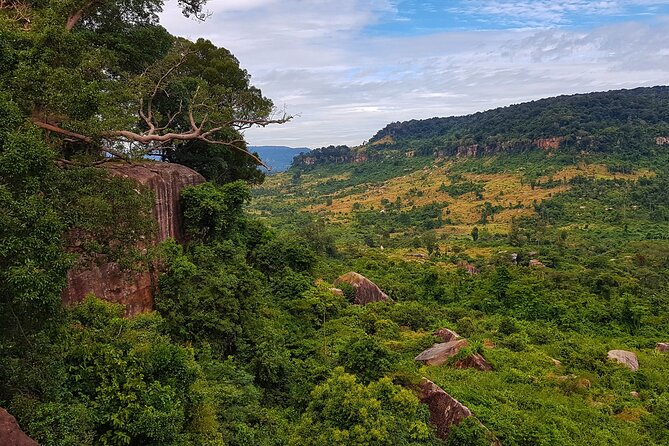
[61, 162, 205, 315]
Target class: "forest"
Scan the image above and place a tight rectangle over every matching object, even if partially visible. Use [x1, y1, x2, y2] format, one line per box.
[1, 1, 669, 446]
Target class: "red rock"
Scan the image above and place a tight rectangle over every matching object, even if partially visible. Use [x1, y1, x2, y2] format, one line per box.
[62, 261, 155, 317]
[0, 408, 38, 446]
[418, 378, 473, 440]
[62, 162, 205, 315]
[333, 272, 391, 305]
[534, 137, 563, 151]
[415, 339, 469, 366]
[529, 259, 546, 268]
[656, 342, 669, 353]
[607, 350, 639, 371]
[455, 353, 493, 371]
[104, 162, 205, 243]
[434, 328, 460, 342]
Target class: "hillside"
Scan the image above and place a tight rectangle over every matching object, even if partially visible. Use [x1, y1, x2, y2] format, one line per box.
[293, 86, 669, 167]
[2, 6, 669, 443]
[249, 87, 669, 444]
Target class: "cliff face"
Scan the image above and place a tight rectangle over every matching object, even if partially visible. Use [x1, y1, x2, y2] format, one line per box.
[104, 162, 205, 243]
[62, 162, 205, 315]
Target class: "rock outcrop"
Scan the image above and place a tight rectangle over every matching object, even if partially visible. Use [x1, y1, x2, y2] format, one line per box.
[607, 350, 639, 371]
[418, 378, 472, 439]
[529, 259, 546, 268]
[434, 328, 460, 343]
[656, 342, 669, 353]
[455, 353, 493, 371]
[104, 162, 205, 243]
[62, 162, 205, 316]
[418, 379, 500, 444]
[0, 408, 38, 446]
[415, 339, 469, 366]
[333, 272, 391, 305]
[534, 137, 563, 151]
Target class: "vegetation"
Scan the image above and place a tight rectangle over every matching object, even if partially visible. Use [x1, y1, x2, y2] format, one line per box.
[1, 3, 669, 445]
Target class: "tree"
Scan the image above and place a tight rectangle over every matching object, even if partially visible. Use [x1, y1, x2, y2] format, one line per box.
[1, 0, 288, 169]
[291, 368, 438, 446]
[471, 226, 479, 241]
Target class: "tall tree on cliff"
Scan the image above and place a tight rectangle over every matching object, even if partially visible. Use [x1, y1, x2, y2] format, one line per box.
[0, 0, 287, 178]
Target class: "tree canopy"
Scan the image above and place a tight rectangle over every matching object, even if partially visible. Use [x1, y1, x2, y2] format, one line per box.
[0, 0, 288, 171]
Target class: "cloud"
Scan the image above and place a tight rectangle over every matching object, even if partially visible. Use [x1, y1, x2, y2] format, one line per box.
[160, 1, 669, 148]
[447, 1, 669, 28]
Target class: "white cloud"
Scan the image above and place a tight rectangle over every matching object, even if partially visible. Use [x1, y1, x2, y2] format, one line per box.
[160, 1, 669, 148]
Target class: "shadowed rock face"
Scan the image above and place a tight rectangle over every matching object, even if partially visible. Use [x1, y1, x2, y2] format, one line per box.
[607, 350, 639, 371]
[333, 272, 391, 305]
[415, 339, 469, 366]
[104, 162, 205, 243]
[0, 408, 38, 446]
[62, 162, 205, 316]
[418, 378, 473, 440]
[455, 353, 493, 371]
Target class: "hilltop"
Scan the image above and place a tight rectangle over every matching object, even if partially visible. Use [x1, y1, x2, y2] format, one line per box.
[293, 86, 669, 168]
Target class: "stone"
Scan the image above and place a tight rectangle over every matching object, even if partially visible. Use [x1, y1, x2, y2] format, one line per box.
[534, 137, 563, 151]
[0, 408, 38, 446]
[415, 339, 469, 366]
[104, 162, 205, 243]
[418, 378, 473, 440]
[630, 391, 640, 398]
[549, 357, 563, 367]
[434, 328, 460, 342]
[656, 342, 669, 353]
[62, 162, 205, 315]
[333, 272, 391, 305]
[607, 350, 639, 371]
[418, 379, 500, 445]
[328, 287, 344, 296]
[455, 353, 493, 371]
[529, 259, 546, 268]
[62, 261, 155, 317]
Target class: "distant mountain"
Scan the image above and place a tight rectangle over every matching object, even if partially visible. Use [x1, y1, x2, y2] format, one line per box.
[250, 146, 311, 172]
[293, 86, 669, 168]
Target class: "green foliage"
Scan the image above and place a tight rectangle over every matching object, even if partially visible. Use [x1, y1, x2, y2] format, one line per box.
[338, 336, 396, 384]
[445, 417, 492, 446]
[182, 181, 251, 241]
[291, 368, 438, 446]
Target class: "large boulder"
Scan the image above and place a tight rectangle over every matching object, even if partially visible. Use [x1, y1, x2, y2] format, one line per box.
[418, 378, 472, 439]
[415, 339, 469, 366]
[333, 272, 391, 305]
[418, 379, 500, 444]
[607, 350, 639, 371]
[0, 408, 38, 446]
[455, 353, 493, 371]
[434, 328, 460, 342]
[656, 343, 669, 353]
[62, 162, 205, 316]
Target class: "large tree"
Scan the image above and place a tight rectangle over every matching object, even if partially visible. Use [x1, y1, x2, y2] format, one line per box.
[0, 0, 288, 170]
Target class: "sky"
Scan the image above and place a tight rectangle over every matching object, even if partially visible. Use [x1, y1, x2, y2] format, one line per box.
[160, 0, 669, 148]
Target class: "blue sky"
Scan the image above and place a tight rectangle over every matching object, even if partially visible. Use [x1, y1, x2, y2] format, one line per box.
[367, 1, 669, 34]
[161, 0, 669, 148]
